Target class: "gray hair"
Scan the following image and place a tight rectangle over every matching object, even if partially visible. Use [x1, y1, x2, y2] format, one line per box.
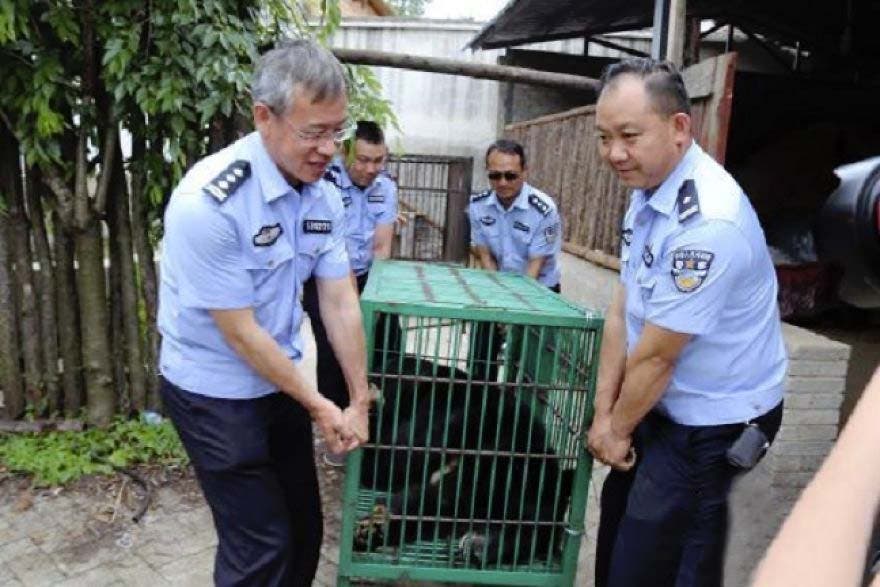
[251, 39, 346, 114]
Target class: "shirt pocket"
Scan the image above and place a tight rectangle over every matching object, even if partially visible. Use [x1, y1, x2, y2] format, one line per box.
[245, 241, 295, 306]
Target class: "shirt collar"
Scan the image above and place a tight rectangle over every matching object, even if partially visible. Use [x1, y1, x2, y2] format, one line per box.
[636, 141, 701, 217]
[245, 132, 294, 204]
[491, 183, 532, 212]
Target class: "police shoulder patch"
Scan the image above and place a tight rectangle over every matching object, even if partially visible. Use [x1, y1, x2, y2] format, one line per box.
[471, 190, 491, 202]
[528, 193, 550, 216]
[677, 179, 701, 223]
[303, 219, 332, 234]
[671, 249, 714, 293]
[544, 222, 559, 243]
[253, 224, 283, 247]
[204, 160, 250, 203]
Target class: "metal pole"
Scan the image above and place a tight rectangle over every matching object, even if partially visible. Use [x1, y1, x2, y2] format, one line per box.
[651, 0, 671, 60]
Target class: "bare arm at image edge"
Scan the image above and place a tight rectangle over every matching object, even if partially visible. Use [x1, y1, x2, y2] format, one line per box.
[751, 366, 880, 587]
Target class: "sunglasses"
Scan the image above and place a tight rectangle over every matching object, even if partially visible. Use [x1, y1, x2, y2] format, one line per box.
[487, 171, 520, 181]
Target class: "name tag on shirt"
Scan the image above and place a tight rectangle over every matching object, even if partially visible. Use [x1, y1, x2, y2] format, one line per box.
[367, 194, 385, 203]
[303, 219, 332, 234]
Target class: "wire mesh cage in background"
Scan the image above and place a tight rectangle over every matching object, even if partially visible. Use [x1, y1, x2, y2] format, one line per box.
[338, 261, 603, 587]
[385, 155, 473, 264]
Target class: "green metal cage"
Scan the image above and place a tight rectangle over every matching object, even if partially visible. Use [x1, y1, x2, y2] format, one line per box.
[337, 261, 603, 586]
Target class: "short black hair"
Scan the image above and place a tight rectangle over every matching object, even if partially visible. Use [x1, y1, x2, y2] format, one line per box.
[598, 58, 691, 117]
[485, 139, 526, 168]
[355, 120, 384, 145]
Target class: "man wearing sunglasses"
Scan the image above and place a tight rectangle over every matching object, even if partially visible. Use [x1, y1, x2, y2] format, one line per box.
[157, 40, 370, 586]
[467, 139, 562, 382]
[468, 139, 562, 292]
[305, 121, 399, 466]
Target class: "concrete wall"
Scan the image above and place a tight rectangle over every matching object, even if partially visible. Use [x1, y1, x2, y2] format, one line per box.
[329, 19, 586, 192]
[330, 19, 505, 192]
[559, 252, 852, 586]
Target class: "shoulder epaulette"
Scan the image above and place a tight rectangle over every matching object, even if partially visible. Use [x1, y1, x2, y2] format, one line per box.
[528, 193, 550, 217]
[204, 160, 250, 203]
[677, 179, 701, 222]
[471, 190, 491, 202]
[379, 169, 398, 185]
[323, 166, 342, 189]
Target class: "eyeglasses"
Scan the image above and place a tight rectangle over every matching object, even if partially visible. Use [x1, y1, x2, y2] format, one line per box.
[280, 117, 356, 145]
[487, 171, 520, 181]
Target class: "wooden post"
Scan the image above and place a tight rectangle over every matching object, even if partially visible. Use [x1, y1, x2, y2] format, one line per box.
[332, 48, 600, 92]
[443, 158, 473, 264]
[666, 0, 687, 66]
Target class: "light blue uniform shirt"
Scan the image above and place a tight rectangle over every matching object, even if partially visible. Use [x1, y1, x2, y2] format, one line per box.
[620, 142, 786, 425]
[158, 132, 350, 399]
[324, 157, 398, 277]
[468, 183, 562, 287]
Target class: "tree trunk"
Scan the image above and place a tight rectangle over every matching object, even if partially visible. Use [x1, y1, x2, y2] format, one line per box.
[74, 220, 115, 425]
[25, 170, 60, 413]
[108, 201, 127, 414]
[53, 213, 83, 416]
[0, 126, 43, 412]
[129, 133, 160, 409]
[0, 218, 24, 418]
[112, 148, 147, 412]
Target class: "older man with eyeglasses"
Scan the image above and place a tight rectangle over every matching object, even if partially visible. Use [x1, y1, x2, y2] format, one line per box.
[157, 40, 370, 586]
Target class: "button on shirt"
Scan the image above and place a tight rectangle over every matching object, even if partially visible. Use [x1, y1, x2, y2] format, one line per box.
[468, 183, 562, 287]
[619, 142, 787, 425]
[158, 132, 350, 399]
[325, 157, 398, 276]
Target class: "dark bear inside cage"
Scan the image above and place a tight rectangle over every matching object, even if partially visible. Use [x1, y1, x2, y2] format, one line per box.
[338, 261, 602, 587]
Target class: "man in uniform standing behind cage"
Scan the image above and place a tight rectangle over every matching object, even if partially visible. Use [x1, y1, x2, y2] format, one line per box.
[304, 120, 399, 465]
[468, 139, 562, 381]
[157, 40, 370, 586]
[586, 57, 787, 587]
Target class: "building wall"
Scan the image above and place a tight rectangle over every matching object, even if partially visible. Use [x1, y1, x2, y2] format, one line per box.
[330, 19, 584, 191]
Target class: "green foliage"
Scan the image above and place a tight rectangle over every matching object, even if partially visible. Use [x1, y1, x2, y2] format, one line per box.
[387, 0, 428, 17]
[0, 418, 189, 486]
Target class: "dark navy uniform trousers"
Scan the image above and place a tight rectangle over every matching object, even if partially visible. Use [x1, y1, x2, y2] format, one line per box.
[302, 272, 401, 408]
[595, 402, 783, 587]
[160, 378, 322, 587]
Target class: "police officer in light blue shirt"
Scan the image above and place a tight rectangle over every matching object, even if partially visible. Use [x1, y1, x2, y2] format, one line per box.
[157, 40, 370, 587]
[325, 123, 398, 278]
[586, 59, 786, 587]
[468, 139, 562, 291]
[302, 121, 399, 465]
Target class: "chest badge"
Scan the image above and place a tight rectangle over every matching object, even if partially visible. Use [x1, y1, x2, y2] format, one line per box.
[671, 250, 715, 293]
[642, 244, 654, 267]
[253, 224, 283, 247]
[480, 216, 496, 226]
[303, 219, 332, 234]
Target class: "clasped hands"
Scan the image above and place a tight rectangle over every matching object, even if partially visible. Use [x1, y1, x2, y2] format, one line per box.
[587, 412, 636, 471]
[313, 396, 370, 454]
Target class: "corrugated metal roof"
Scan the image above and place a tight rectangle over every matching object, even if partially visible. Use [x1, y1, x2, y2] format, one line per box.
[469, 0, 879, 70]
